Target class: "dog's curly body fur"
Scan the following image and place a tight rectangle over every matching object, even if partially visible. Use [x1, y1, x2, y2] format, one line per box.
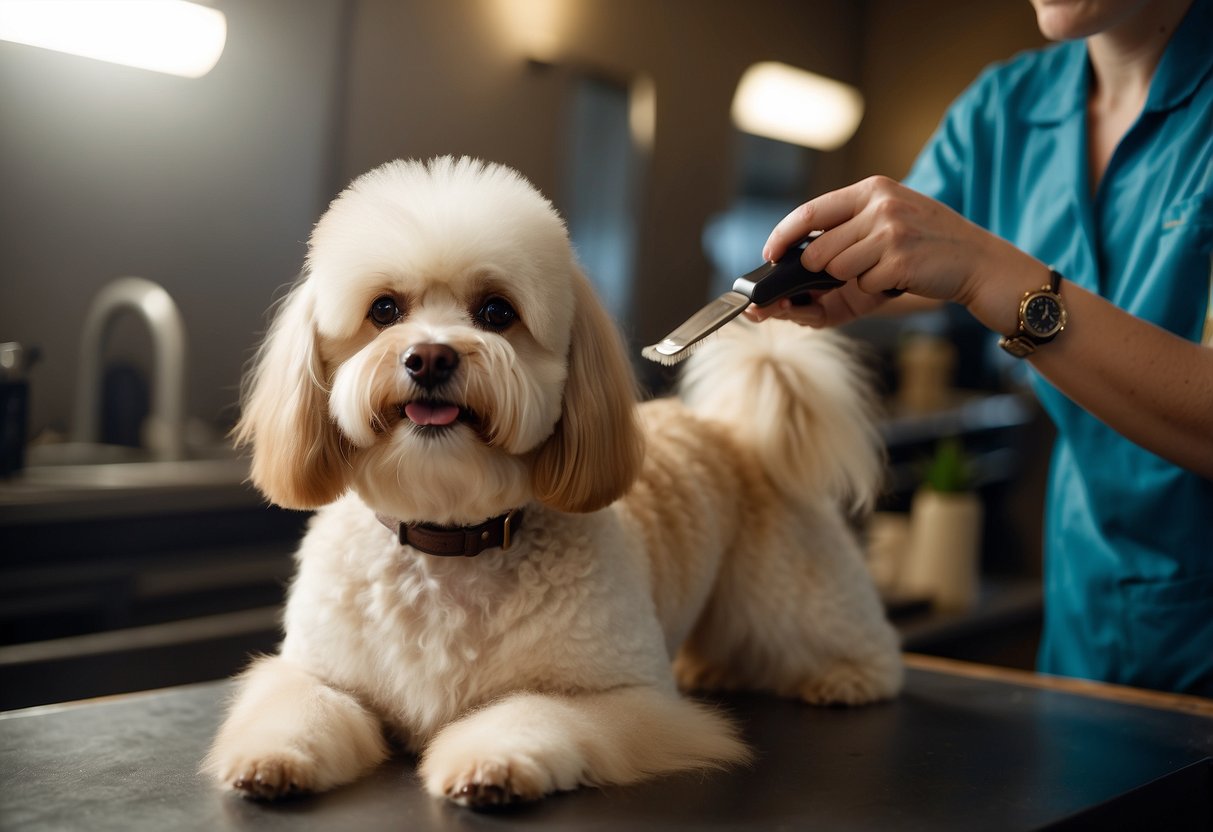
[204, 157, 902, 808]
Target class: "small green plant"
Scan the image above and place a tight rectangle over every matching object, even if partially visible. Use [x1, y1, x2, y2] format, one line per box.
[921, 437, 975, 493]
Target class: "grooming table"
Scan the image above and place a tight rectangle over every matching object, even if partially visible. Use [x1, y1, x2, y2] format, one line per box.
[3, 655, 1211, 831]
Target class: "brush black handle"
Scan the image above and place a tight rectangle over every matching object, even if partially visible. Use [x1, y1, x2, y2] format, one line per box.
[733, 252, 843, 307]
[737, 239, 904, 305]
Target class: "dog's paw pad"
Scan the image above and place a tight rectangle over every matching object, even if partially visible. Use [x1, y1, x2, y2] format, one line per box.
[434, 759, 547, 809]
[223, 754, 314, 801]
[449, 780, 515, 809]
[800, 662, 897, 706]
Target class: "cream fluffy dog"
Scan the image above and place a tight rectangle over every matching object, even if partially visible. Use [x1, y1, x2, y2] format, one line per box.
[205, 156, 902, 808]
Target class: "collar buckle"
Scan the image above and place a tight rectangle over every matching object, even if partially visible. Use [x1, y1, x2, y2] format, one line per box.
[501, 508, 518, 550]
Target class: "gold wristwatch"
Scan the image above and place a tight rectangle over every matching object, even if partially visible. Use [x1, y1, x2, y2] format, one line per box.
[998, 269, 1067, 358]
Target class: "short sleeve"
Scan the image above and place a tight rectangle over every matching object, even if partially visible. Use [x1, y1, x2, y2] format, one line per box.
[902, 66, 1005, 216]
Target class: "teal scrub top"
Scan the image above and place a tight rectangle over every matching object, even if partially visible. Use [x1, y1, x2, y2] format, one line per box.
[903, 0, 1213, 695]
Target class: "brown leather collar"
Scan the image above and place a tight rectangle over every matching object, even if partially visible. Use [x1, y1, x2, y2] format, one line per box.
[375, 508, 524, 557]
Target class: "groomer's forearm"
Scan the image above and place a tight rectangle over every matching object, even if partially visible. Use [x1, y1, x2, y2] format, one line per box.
[966, 257, 1213, 479]
[1031, 282, 1213, 478]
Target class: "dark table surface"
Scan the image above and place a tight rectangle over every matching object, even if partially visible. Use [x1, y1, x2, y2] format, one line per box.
[3, 657, 1211, 832]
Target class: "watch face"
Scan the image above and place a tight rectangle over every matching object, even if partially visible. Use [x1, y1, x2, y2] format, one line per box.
[1023, 293, 1064, 338]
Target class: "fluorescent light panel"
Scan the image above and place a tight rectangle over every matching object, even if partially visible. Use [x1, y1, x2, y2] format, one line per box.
[732, 62, 864, 150]
[0, 0, 226, 78]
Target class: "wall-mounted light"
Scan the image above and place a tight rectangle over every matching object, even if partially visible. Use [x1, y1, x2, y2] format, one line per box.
[627, 74, 656, 152]
[488, 0, 572, 64]
[731, 61, 864, 151]
[0, 0, 226, 79]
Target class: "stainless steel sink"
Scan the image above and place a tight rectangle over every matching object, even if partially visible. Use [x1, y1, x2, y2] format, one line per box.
[18, 456, 247, 490]
[1, 442, 253, 518]
[25, 440, 236, 467]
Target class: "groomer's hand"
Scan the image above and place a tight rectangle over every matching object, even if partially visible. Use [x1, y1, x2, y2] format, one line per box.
[745, 175, 1038, 332]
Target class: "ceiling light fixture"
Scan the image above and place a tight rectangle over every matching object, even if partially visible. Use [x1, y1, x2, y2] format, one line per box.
[731, 61, 864, 151]
[0, 0, 227, 79]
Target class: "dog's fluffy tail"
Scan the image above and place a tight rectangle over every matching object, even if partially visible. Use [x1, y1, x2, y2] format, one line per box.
[677, 318, 883, 512]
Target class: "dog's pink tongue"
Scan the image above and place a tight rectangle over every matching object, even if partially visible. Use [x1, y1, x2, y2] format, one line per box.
[404, 402, 460, 426]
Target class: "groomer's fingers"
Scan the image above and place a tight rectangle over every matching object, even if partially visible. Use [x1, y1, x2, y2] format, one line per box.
[809, 279, 890, 327]
[807, 223, 881, 283]
[762, 176, 898, 261]
[796, 216, 869, 276]
[822, 239, 912, 297]
[743, 299, 825, 327]
[743, 287, 830, 323]
[762, 196, 843, 262]
[744, 278, 891, 328]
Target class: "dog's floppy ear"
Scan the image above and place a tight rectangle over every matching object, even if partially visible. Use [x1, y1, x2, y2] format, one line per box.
[531, 269, 644, 513]
[233, 280, 348, 509]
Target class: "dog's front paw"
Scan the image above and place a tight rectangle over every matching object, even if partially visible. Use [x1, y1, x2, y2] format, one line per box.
[798, 657, 903, 706]
[431, 756, 554, 809]
[421, 687, 747, 809]
[211, 750, 317, 801]
[203, 656, 390, 800]
[420, 702, 587, 809]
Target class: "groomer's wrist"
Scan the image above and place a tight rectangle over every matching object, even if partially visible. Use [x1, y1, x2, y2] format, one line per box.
[964, 250, 1053, 339]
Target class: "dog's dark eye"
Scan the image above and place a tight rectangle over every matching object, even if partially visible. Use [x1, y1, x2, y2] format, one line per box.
[369, 296, 401, 327]
[476, 297, 517, 330]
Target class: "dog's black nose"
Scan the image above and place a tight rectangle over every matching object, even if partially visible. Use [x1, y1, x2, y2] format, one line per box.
[402, 343, 459, 389]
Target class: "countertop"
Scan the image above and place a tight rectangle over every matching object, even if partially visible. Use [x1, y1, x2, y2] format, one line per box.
[2, 655, 1211, 832]
[0, 457, 257, 522]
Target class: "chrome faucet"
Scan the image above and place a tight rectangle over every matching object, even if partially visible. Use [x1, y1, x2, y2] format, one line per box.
[71, 276, 187, 460]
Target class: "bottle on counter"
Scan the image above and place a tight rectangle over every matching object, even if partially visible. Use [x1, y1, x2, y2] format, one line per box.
[0, 342, 37, 476]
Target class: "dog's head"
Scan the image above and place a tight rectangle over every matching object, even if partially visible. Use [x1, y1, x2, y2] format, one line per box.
[236, 157, 643, 524]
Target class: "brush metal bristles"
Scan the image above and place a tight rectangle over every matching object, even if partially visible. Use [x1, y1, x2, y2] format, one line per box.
[641, 338, 708, 366]
[641, 291, 749, 365]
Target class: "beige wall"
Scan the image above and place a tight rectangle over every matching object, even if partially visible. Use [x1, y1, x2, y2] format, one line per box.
[337, 0, 867, 358]
[852, 0, 1045, 179]
[338, 0, 1046, 358]
[1, 0, 1048, 437]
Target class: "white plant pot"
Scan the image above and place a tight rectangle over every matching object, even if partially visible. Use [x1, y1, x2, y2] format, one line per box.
[901, 489, 983, 611]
